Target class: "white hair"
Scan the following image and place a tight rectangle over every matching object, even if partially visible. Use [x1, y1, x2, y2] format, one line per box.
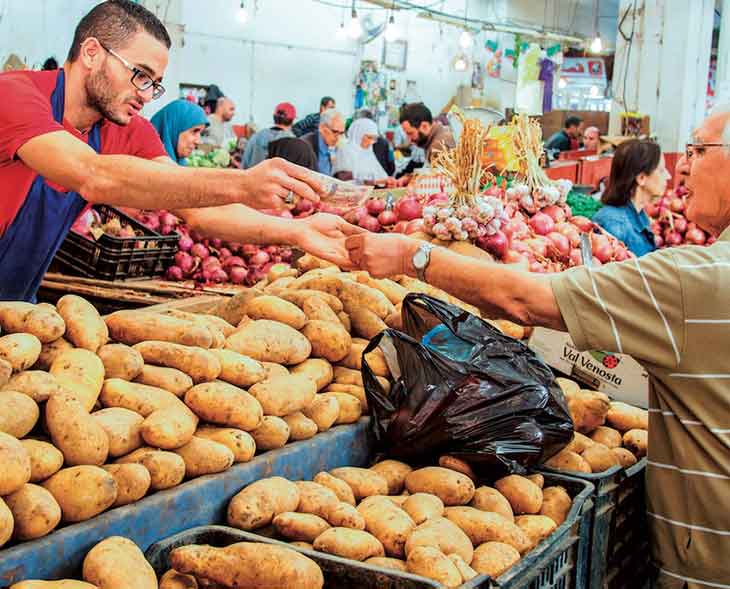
[320, 108, 342, 126]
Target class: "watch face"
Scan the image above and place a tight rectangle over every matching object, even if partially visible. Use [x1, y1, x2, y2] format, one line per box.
[413, 249, 427, 269]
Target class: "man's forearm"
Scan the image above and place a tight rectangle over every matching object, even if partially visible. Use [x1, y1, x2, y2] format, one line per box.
[402, 240, 566, 330]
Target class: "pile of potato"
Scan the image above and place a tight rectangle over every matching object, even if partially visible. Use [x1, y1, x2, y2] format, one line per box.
[544, 377, 648, 474]
[218, 460, 575, 588]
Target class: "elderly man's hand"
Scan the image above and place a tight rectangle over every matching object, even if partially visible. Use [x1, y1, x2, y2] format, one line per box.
[241, 158, 323, 210]
[345, 232, 419, 279]
[295, 214, 364, 269]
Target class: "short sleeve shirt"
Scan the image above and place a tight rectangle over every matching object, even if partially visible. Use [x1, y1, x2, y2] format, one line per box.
[0, 69, 167, 234]
[551, 229, 730, 588]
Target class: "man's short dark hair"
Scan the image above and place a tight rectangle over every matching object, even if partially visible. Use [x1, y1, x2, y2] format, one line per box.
[565, 116, 583, 129]
[355, 109, 374, 121]
[400, 103, 433, 127]
[274, 113, 294, 126]
[67, 0, 171, 62]
[320, 96, 335, 109]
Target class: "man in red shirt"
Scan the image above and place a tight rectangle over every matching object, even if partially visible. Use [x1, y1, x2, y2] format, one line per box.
[0, 0, 352, 301]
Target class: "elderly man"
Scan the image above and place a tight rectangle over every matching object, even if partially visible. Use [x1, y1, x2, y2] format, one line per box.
[583, 126, 600, 151]
[300, 109, 345, 176]
[203, 96, 236, 147]
[345, 110, 730, 588]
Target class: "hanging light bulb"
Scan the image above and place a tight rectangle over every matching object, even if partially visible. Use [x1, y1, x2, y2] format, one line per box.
[589, 85, 599, 97]
[590, 35, 602, 53]
[454, 54, 469, 72]
[384, 14, 400, 43]
[558, 77, 567, 89]
[347, 7, 363, 39]
[236, 1, 249, 24]
[459, 29, 473, 49]
[336, 19, 347, 40]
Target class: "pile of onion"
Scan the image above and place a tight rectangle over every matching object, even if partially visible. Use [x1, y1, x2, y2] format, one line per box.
[645, 187, 713, 248]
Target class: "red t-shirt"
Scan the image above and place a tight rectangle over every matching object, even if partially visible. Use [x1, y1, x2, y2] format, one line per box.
[0, 69, 167, 234]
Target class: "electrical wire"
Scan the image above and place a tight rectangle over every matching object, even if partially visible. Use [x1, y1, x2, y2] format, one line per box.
[616, 0, 637, 112]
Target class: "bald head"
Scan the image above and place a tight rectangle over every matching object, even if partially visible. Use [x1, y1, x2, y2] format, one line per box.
[215, 97, 236, 122]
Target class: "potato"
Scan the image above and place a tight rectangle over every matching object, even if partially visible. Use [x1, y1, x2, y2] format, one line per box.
[245, 295, 307, 329]
[4, 483, 61, 540]
[42, 466, 117, 522]
[364, 349, 390, 378]
[91, 407, 144, 458]
[107, 311, 213, 348]
[403, 493, 445, 524]
[301, 297, 340, 324]
[102, 464, 151, 507]
[0, 391, 39, 438]
[290, 271, 343, 293]
[515, 515, 557, 549]
[385, 310, 402, 330]
[34, 337, 73, 371]
[198, 314, 236, 337]
[340, 342, 367, 371]
[405, 467, 475, 507]
[370, 460, 412, 495]
[444, 507, 531, 553]
[250, 416, 290, 450]
[539, 486, 572, 526]
[140, 405, 199, 450]
[0, 358, 10, 387]
[405, 517, 474, 564]
[545, 449, 592, 473]
[365, 557, 408, 572]
[226, 320, 311, 365]
[582, 443, 620, 472]
[337, 312, 351, 333]
[280, 289, 343, 313]
[438, 456, 476, 482]
[291, 358, 333, 391]
[266, 276, 298, 294]
[339, 281, 395, 320]
[470, 486, 514, 522]
[314, 471, 356, 506]
[21, 439, 63, 483]
[96, 344, 142, 381]
[274, 512, 331, 543]
[330, 467, 389, 500]
[0, 302, 65, 343]
[153, 310, 226, 349]
[301, 321, 352, 363]
[295, 481, 340, 520]
[495, 475, 543, 516]
[527, 474, 545, 489]
[358, 497, 415, 558]
[249, 375, 317, 417]
[207, 349, 266, 390]
[0, 431, 31, 495]
[590, 426, 623, 449]
[10, 582, 98, 589]
[195, 427, 256, 463]
[313, 527, 384, 561]
[406, 546, 462, 588]
[623, 429, 648, 458]
[56, 295, 108, 352]
[100, 378, 180, 417]
[261, 362, 289, 380]
[159, 569, 198, 589]
[47, 392, 109, 466]
[607, 402, 649, 432]
[211, 289, 261, 325]
[134, 365, 192, 397]
[323, 383, 367, 410]
[116, 447, 185, 491]
[327, 502, 365, 529]
[564, 432, 595, 454]
[170, 542, 324, 589]
[303, 396, 339, 433]
[173, 437, 234, 477]
[612, 447, 639, 468]
[283, 412, 318, 441]
[568, 390, 610, 433]
[0, 334, 42, 373]
[349, 307, 388, 340]
[185, 381, 263, 430]
[83, 536, 157, 589]
[227, 476, 300, 531]
[320, 392, 362, 425]
[50, 348, 105, 412]
[133, 341, 221, 384]
[1, 371, 67, 403]
[365, 278, 409, 306]
[0, 496, 13, 547]
[555, 377, 579, 396]
[471, 542, 521, 578]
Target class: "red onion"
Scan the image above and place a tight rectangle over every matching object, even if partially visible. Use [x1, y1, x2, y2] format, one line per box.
[547, 232, 570, 259]
[159, 212, 178, 227]
[366, 199, 386, 215]
[294, 199, 314, 214]
[378, 210, 398, 226]
[223, 256, 246, 269]
[591, 234, 613, 263]
[250, 250, 271, 266]
[645, 201, 660, 218]
[670, 198, 685, 213]
[504, 250, 529, 266]
[242, 244, 259, 255]
[673, 217, 688, 234]
[358, 214, 381, 233]
[189, 230, 204, 242]
[613, 246, 630, 261]
[228, 266, 248, 284]
[264, 245, 280, 255]
[396, 197, 423, 221]
[393, 221, 409, 233]
[427, 193, 449, 206]
[279, 248, 293, 263]
[503, 219, 529, 240]
[190, 243, 210, 260]
[527, 237, 549, 258]
[209, 268, 228, 283]
[202, 257, 221, 272]
[174, 251, 195, 274]
[405, 219, 425, 234]
[664, 230, 683, 246]
[218, 247, 232, 260]
[654, 235, 664, 248]
[542, 205, 567, 224]
[708, 236, 717, 245]
[556, 223, 581, 248]
[685, 227, 707, 245]
[569, 249, 583, 266]
[160, 224, 175, 235]
[528, 212, 556, 236]
[570, 216, 594, 232]
[178, 235, 194, 252]
[165, 266, 183, 281]
[478, 231, 509, 259]
[529, 261, 547, 273]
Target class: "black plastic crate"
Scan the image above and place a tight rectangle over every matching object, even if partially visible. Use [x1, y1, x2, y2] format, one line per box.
[539, 458, 648, 589]
[53, 204, 178, 281]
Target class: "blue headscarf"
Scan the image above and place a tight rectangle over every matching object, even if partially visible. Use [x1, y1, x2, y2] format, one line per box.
[151, 99, 209, 165]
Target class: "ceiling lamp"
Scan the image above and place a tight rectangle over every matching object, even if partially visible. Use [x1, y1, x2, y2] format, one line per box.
[236, 1, 249, 24]
[558, 77, 567, 89]
[589, 0, 602, 52]
[336, 18, 347, 40]
[453, 53, 469, 72]
[347, 4, 363, 40]
[459, 30, 474, 49]
[384, 13, 401, 43]
[590, 35, 603, 53]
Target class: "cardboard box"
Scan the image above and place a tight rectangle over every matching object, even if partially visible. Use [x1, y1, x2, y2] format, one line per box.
[528, 327, 649, 408]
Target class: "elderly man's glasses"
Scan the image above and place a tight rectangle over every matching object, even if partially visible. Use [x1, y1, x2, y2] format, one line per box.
[99, 41, 166, 100]
[685, 143, 730, 160]
[326, 125, 345, 137]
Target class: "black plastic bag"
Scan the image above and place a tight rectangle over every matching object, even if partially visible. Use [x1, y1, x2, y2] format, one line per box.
[362, 293, 573, 474]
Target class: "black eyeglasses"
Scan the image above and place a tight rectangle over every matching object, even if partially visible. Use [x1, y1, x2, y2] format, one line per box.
[685, 142, 730, 160]
[327, 125, 346, 137]
[99, 41, 165, 100]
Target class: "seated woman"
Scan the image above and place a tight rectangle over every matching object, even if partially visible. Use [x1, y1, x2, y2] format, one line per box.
[151, 99, 208, 165]
[268, 137, 318, 171]
[334, 118, 392, 184]
[592, 138, 670, 257]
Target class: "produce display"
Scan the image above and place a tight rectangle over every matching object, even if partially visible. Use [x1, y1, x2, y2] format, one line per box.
[646, 184, 714, 248]
[70, 208, 139, 240]
[223, 460, 577, 587]
[544, 377, 648, 474]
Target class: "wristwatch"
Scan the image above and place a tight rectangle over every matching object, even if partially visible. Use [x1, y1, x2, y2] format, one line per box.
[412, 242, 434, 282]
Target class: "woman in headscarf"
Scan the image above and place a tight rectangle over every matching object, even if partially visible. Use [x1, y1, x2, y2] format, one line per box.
[334, 118, 391, 183]
[268, 137, 318, 171]
[151, 99, 209, 165]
